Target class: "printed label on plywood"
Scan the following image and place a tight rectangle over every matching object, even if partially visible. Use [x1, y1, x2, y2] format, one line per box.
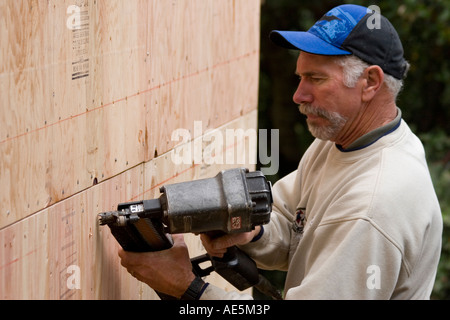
[70, 1, 90, 80]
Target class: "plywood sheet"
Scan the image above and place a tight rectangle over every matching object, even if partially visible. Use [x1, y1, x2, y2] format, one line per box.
[0, 0, 260, 230]
[144, 0, 261, 161]
[0, 110, 258, 299]
[0, 0, 148, 228]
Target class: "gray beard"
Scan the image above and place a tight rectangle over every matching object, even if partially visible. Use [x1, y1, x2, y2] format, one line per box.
[299, 103, 348, 141]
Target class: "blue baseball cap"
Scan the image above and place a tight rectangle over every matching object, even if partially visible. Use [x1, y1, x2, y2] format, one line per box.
[270, 4, 408, 79]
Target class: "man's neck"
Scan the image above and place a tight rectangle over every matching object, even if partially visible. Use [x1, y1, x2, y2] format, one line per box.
[334, 99, 398, 149]
[336, 108, 402, 152]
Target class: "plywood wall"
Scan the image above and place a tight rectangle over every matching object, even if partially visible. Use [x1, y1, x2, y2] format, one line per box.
[0, 0, 260, 299]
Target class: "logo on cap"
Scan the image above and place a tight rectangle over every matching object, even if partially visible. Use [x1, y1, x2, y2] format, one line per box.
[308, 7, 362, 48]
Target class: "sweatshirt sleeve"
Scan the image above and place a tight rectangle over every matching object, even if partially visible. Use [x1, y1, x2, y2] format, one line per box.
[238, 169, 302, 271]
[284, 218, 403, 299]
[200, 170, 303, 300]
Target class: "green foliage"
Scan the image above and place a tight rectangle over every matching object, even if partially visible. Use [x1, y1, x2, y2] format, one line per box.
[420, 130, 450, 299]
[258, 0, 450, 299]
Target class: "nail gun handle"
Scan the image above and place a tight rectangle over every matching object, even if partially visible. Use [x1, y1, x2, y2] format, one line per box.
[212, 246, 260, 291]
[190, 245, 260, 291]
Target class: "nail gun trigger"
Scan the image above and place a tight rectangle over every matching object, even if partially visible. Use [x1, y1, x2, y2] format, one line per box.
[190, 253, 214, 277]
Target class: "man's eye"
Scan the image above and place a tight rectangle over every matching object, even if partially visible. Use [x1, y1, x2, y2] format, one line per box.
[297, 75, 326, 83]
[310, 77, 325, 83]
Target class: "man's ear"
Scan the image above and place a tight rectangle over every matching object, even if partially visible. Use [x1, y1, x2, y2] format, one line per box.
[361, 65, 384, 102]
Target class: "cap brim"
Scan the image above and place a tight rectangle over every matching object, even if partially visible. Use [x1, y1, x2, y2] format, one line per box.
[270, 30, 352, 56]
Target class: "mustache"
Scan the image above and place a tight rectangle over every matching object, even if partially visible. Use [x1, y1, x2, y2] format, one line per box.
[299, 103, 335, 120]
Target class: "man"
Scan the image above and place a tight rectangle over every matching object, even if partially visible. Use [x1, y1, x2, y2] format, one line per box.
[119, 4, 442, 299]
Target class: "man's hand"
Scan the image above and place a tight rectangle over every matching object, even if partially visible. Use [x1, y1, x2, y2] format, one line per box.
[118, 234, 195, 298]
[200, 226, 261, 258]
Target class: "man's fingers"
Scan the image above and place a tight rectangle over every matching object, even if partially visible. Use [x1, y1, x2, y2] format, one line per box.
[118, 248, 133, 265]
[171, 234, 185, 246]
[200, 234, 235, 257]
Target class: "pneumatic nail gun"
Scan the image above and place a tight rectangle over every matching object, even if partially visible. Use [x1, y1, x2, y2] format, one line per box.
[98, 168, 282, 300]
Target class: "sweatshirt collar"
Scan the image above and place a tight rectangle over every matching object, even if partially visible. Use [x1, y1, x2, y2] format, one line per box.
[336, 108, 402, 152]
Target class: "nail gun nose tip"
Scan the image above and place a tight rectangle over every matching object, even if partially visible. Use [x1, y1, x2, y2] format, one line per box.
[97, 213, 106, 225]
[97, 212, 112, 225]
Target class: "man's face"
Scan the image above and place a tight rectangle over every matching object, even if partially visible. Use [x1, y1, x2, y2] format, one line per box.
[293, 52, 362, 142]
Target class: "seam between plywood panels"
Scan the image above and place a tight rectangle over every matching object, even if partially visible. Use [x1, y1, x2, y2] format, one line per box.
[0, 0, 261, 299]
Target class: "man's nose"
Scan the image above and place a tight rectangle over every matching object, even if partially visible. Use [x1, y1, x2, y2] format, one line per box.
[293, 81, 313, 105]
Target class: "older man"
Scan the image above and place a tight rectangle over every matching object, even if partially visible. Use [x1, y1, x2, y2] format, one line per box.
[119, 4, 442, 300]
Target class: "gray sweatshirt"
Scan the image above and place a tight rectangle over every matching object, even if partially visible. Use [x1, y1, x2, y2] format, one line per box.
[201, 119, 442, 300]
